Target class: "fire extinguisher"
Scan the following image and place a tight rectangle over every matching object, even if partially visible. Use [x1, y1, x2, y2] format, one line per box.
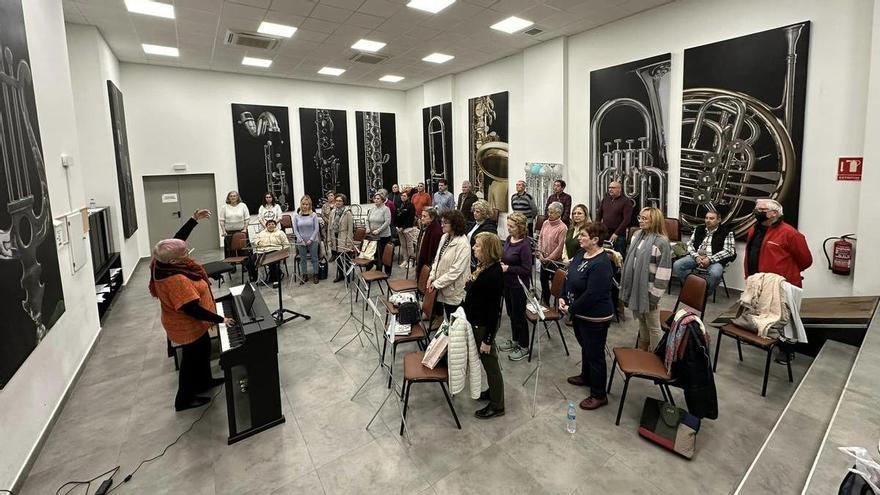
[823, 234, 856, 275]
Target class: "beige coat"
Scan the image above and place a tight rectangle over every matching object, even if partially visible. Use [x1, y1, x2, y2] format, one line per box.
[328, 208, 354, 253]
[732, 272, 789, 338]
[429, 233, 471, 305]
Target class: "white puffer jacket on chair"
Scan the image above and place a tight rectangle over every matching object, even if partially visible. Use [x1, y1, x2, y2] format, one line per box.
[446, 307, 483, 399]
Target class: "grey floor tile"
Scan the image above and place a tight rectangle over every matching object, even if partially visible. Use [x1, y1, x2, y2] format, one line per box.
[432, 445, 546, 495]
[316, 434, 429, 495]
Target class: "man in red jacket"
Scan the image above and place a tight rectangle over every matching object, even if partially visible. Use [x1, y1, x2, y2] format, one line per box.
[745, 198, 812, 363]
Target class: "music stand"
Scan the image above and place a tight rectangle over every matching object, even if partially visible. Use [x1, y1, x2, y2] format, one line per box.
[260, 249, 310, 324]
[333, 271, 374, 354]
[519, 278, 565, 418]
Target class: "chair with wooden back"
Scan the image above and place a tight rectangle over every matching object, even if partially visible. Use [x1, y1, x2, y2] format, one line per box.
[659, 274, 707, 334]
[222, 232, 250, 284]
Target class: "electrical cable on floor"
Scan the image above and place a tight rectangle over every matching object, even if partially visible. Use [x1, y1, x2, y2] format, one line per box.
[54, 465, 119, 495]
[105, 388, 221, 493]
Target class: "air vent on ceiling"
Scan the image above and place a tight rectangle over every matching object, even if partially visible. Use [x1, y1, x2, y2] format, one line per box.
[524, 27, 544, 36]
[224, 30, 279, 50]
[350, 52, 388, 64]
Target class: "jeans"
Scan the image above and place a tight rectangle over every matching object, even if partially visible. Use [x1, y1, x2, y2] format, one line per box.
[635, 308, 662, 351]
[573, 319, 610, 399]
[472, 325, 504, 409]
[297, 241, 320, 276]
[503, 285, 529, 348]
[672, 256, 723, 292]
[176, 331, 213, 407]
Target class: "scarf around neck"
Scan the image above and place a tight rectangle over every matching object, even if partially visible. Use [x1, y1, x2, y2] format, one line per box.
[620, 230, 657, 314]
[149, 257, 209, 297]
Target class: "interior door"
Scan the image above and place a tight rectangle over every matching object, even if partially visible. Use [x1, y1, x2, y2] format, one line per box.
[143, 174, 220, 256]
[143, 175, 184, 250]
[176, 174, 219, 254]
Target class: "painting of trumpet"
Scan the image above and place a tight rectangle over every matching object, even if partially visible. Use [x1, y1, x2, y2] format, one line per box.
[355, 111, 398, 204]
[681, 22, 810, 238]
[589, 53, 671, 223]
[468, 91, 509, 213]
[299, 108, 350, 209]
[231, 103, 293, 212]
[422, 103, 453, 196]
[0, 0, 66, 389]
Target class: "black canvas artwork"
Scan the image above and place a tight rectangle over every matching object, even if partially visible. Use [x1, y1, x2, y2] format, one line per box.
[231, 103, 293, 213]
[355, 111, 398, 204]
[0, 0, 66, 389]
[681, 22, 810, 238]
[107, 81, 138, 239]
[299, 108, 350, 209]
[468, 91, 509, 213]
[590, 53, 671, 220]
[421, 103, 453, 195]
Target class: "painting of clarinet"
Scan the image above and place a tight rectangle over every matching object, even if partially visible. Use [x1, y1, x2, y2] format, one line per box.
[231, 103, 293, 213]
[355, 111, 398, 204]
[0, 0, 67, 389]
[299, 108, 350, 208]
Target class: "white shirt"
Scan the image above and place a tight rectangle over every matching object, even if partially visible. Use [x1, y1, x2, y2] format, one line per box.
[219, 202, 250, 231]
[258, 204, 282, 224]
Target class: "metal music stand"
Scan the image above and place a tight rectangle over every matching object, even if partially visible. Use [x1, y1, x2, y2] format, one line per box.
[332, 270, 373, 354]
[333, 251, 356, 301]
[519, 278, 565, 418]
[260, 249, 310, 325]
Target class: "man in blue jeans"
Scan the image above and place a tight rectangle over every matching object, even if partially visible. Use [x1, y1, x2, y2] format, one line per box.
[672, 210, 735, 292]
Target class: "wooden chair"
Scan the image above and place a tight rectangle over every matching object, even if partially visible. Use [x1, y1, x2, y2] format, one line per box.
[535, 214, 547, 234]
[399, 349, 461, 435]
[381, 266, 430, 319]
[665, 218, 681, 242]
[525, 269, 570, 362]
[222, 232, 249, 284]
[279, 214, 293, 231]
[351, 228, 372, 270]
[387, 259, 422, 294]
[383, 289, 435, 389]
[714, 323, 793, 397]
[360, 243, 394, 300]
[607, 347, 677, 426]
[659, 274, 708, 334]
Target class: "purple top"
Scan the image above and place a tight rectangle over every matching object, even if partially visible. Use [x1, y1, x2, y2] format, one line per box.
[292, 212, 319, 243]
[502, 237, 532, 288]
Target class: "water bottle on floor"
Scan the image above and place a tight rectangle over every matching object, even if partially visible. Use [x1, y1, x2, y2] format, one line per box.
[566, 401, 576, 434]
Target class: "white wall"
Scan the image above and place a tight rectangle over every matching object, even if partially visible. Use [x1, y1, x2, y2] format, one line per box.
[67, 24, 142, 284]
[119, 64, 408, 257]
[1, 3, 101, 490]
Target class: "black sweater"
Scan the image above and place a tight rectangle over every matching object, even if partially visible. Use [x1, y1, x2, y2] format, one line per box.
[462, 262, 504, 344]
[396, 201, 415, 228]
[565, 249, 614, 321]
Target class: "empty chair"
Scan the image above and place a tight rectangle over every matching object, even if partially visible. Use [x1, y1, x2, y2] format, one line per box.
[714, 323, 793, 397]
[222, 232, 250, 284]
[525, 269, 569, 362]
[399, 350, 461, 435]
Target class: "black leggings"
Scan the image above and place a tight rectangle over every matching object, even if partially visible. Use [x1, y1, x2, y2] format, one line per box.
[176, 331, 213, 407]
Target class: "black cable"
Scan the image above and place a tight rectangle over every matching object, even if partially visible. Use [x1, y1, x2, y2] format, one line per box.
[107, 389, 221, 493]
[54, 465, 119, 495]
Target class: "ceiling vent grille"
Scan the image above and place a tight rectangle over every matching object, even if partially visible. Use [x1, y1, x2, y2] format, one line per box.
[524, 27, 544, 36]
[350, 52, 388, 64]
[224, 30, 279, 50]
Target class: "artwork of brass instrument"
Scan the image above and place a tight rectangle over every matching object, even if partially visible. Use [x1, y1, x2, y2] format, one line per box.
[476, 141, 508, 213]
[314, 109, 341, 209]
[238, 110, 290, 211]
[426, 113, 447, 195]
[0, 42, 54, 342]
[470, 95, 496, 196]
[680, 23, 805, 237]
[362, 111, 389, 198]
[590, 59, 670, 218]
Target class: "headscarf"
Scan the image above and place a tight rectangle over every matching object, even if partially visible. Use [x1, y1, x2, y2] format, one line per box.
[148, 238, 209, 297]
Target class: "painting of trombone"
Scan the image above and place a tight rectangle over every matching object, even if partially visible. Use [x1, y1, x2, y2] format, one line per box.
[422, 103, 453, 196]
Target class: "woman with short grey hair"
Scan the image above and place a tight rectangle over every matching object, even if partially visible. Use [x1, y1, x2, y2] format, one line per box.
[367, 190, 393, 275]
[538, 201, 568, 305]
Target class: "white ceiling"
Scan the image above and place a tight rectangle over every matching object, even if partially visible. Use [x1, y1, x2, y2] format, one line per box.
[63, 0, 673, 90]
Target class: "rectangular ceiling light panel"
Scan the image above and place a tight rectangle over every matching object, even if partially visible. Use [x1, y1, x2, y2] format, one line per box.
[142, 44, 179, 56]
[258, 21, 297, 38]
[242, 56, 273, 67]
[125, 0, 175, 19]
[490, 16, 534, 34]
[422, 52, 453, 63]
[318, 67, 346, 76]
[407, 0, 455, 14]
[380, 75, 404, 82]
[351, 39, 386, 52]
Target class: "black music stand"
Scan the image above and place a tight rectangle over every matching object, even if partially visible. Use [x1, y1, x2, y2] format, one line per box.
[519, 278, 565, 418]
[260, 249, 310, 324]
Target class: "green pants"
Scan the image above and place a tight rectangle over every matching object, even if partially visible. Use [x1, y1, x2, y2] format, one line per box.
[472, 325, 505, 409]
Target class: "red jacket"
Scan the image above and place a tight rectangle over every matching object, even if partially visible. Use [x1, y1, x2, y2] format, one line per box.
[744, 220, 812, 287]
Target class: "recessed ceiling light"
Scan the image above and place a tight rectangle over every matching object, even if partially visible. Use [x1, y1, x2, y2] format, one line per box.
[351, 39, 386, 53]
[380, 75, 404, 83]
[242, 56, 272, 68]
[125, 0, 174, 19]
[318, 67, 346, 76]
[490, 16, 534, 34]
[422, 52, 454, 64]
[407, 0, 455, 14]
[258, 21, 297, 38]
[142, 44, 178, 57]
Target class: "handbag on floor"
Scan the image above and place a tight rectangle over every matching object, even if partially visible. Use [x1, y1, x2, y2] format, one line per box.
[638, 397, 701, 459]
[318, 258, 329, 280]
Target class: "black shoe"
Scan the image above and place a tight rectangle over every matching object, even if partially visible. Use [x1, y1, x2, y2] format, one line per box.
[478, 390, 491, 401]
[475, 404, 505, 419]
[174, 396, 211, 412]
[197, 377, 224, 393]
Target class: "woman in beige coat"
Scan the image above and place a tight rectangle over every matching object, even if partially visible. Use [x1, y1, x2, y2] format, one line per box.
[328, 193, 354, 283]
[428, 210, 471, 319]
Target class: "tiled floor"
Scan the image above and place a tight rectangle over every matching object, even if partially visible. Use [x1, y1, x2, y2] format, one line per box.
[19, 256, 811, 494]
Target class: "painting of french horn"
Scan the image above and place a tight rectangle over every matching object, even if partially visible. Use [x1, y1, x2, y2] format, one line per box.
[589, 53, 671, 222]
[231, 103, 293, 212]
[355, 111, 398, 204]
[299, 108, 350, 209]
[0, 0, 66, 389]
[422, 103, 453, 196]
[681, 22, 810, 237]
[107, 81, 138, 239]
[468, 91, 509, 213]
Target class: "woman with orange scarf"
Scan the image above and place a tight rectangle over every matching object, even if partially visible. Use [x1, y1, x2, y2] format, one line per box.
[149, 209, 235, 411]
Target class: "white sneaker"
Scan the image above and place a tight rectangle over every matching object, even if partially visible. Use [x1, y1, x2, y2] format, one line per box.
[497, 339, 515, 352]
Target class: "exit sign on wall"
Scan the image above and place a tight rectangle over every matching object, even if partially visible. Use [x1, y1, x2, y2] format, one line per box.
[838, 157, 863, 181]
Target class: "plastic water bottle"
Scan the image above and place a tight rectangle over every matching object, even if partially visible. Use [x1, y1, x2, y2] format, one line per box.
[566, 401, 577, 434]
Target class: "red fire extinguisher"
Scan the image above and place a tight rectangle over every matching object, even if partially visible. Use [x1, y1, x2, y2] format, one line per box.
[823, 234, 856, 275]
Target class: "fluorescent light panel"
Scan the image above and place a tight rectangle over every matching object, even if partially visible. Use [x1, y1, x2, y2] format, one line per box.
[380, 75, 404, 83]
[422, 52, 454, 63]
[142, 44, 178, 57]
[407, 0, 455, 13]
[351, 39, 386, 52]
[258, 21, 297, 38]
[490, 16, 534, 33]
[242, 56, 272, 68]
[318, 67, 346, 76]
[125, 0, 174, 19]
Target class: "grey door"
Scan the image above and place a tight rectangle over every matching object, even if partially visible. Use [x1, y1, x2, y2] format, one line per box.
[143, 174, 219, 256]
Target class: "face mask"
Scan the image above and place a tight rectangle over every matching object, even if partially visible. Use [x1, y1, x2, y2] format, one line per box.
[754, 210, 769, 222]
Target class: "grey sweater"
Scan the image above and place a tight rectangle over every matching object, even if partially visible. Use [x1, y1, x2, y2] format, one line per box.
[367, 205, 392, 238]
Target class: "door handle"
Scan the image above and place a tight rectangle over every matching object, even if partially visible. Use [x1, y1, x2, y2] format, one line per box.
[173, 211, 181, 218]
